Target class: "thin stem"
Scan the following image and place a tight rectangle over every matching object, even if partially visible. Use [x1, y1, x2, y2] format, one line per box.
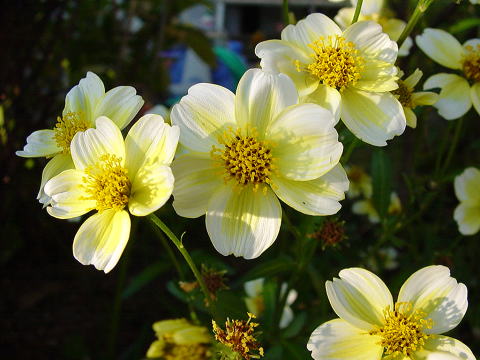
[148, 213, 213, 310]
[282, 0, 291, 25]
[397, 0, 434, 48]
[351, 0, 364, 24]
[441, 117, 463, 174]
[342, 138, 359, 163]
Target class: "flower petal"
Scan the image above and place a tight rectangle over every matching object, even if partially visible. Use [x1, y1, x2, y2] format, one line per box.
[397, 265, 468, 334]
[340, 88, 406, 146]
[128, 164, 174, 217]
[404, 69, 423, 88]
[423, 73, 472, 120]
[307, 318, 383, 360]
[16, 129, 61, 157]
[37, 153, 75, 206]
[471, 82, 480, 116]
[355, 59, 399, 92]
[326, 268, 393, 330]
[94, 85, 144, 130]
[206, 185, 281, 259]
[299, 84, 342, 124]
[416, 29, 464, 70]
[64, 72, 105, 123]
[404, 107, 418, 129]
[454, 203, 480, 236]
[411, 92, 438, 107]
[267, 103, 343, 180]
[172, 154, 222, 218]
[454, 167, 480, 204]
[416, 335, 476, 360]
[244, 278, 264, 297]
[272, 164, 348, 216]
[45, 169, 96, 219]
[235, 69, 298, 136]
[125, 114, 179, 178]
[170, 83, 236, 153]
[73, 209, 131, 273]
[71, 116, 126, 170]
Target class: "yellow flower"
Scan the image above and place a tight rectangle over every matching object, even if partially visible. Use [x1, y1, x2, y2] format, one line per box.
[255, 13, 406, 146]
[146, 318, 211, 360]
[346, 165, 372, 198]
[352, 192, 401, 224]
[44, 115, 179, 272]
[416, 28, 480, 119]
[454, 167, 480, 235]
[16, 72, 144, 205]
[307, 266, 474, 360]
[171, 69, 348, 259]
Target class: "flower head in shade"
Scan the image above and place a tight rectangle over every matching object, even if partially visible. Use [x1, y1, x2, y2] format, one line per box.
[244, 278, 297, 329]
[255, 13, 406, 146]
[352, 192, 401, 223]
[16, 72, 144, 204]
[393, 69, 438, 128]
[171, 69, 348, 259]
[307, 266, 474, 360]
[454, 167, 480, 235]
[416, 28, 480, 119]
[146, 318, 211, 360]
[346, 165, 372, 198]
[44, 115, 179, 272]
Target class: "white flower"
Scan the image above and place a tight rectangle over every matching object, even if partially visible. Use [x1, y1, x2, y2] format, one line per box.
[454, 167, 480, 235]
[416, 28, 480, 119]
[171, 68, 348, 259]
[255, 13, 406, 146]
[308, 266, 474, 360]
[16, 72, 144, 205]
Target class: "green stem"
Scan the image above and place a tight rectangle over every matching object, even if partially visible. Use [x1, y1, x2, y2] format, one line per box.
[342, 138, 359, 163]
[282, 0, 291, 25]
[351, 0, 364, 24]
[441, 117, 463, 174]
[397, 0, 434, 48]
[148, 214, 213, 310]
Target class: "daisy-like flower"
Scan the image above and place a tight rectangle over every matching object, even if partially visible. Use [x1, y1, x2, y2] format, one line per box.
[171, 68, 348, 259]
[307, 266, 474, 360]
[333, 0, 413, 56]
[16, 72, 144, 204]
[255, 13, 406, 146]
[416, 28, 480, 119]
[44, 115, 179, 273]
[352, 192, 401, 224]
[454, 167, 480, 235]
[393, 69, 438, 128]
[346, 165, 372, 198]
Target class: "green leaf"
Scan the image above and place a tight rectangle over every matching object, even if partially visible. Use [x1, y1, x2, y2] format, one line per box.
[449, 18, 480, 34]
[236, 256, 295, 285]
[121, 261, 170, 300]
[170, 24, 216, 66]
[262, 280, 278, 333]
[371, 150, 392, 219]
[281, 340, 310, 359]
[283, 312, 307, 338]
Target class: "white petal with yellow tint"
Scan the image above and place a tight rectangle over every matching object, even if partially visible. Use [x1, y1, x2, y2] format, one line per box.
[411, 92, 438, 107]
[307, 318, 383, 360]
[64, 72, 105, 123]
[73, 209, 131, 273]
[272, 164, 348, 216]
[454, 167, 480, 204]
[282, 13, 342, 49]
[16, 129, 62, 157]
[355, 59, 398, 92]
[128, 164, 174, 217]
[206, 185, 281, 259]
[417, 336, 476, 360]
[244, 278, 264, 298]
[471, 82, 480, 116]
[172, 154, 222, 218]
[94, 86, 144, 130]
[37, 153, 75, 206]
[267, 103, 342, 181]
[235, 69, 298, 136]
[334, 8, 356, 30]
[340, 88, 406, 146]
[397, 265, 468, 334]
[255, 40, 319, 97]
[352, 199, 379, 223]
[416, 29, 464, 70]
[299, 84, 342, 123]
[404, 107, 418, 128]
[45, 169, 96, 219]
[454, 203, 480, 235]
[326, 268, 393, 330]
[404, 69, 423, 88]
[423, 73, 472, 120]
[71, 116, 126, 170]
[125, 114, 179, 178]
[354, 0, 384, 14]
[171, 83, 235, 153]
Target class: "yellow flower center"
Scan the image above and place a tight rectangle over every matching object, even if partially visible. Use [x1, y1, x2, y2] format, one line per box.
[53, 112, 90, 153]
[463, 44, 480, 83]
[370, 302, 433, 356]
[296, 35, 364, 91]
[211, 128, 276, 192]
[392, 80, 413, 108]
[82, 154, 131, 212]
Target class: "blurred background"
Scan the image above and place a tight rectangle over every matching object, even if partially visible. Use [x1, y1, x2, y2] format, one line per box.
[1, 0, 479, 359]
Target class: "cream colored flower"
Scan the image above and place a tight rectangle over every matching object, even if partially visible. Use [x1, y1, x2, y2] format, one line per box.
[352, 192, 401, 223]
[255, 13, 406, 146]
[393, 69, 438, 128]
[244, 278, 297, 329]
[171, 68, 348, 259]
[454, 167, 480, 235]
[16, 72, 144, 205]
[416, 28, 480, 119]
[307, 266, 474, 360]
[346, 165, 372, 198]
[44, 115, 179, 273]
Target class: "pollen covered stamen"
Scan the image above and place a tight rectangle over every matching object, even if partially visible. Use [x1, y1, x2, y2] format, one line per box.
[463, 44, 480, 82]
[370, 302, 433, 356]
[83, 154, 131, 211]
[211, 128, 276, 191]
[54, 112, 90, 153]
[392, 80, 413, 108]
[296, 35, 364, 91]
